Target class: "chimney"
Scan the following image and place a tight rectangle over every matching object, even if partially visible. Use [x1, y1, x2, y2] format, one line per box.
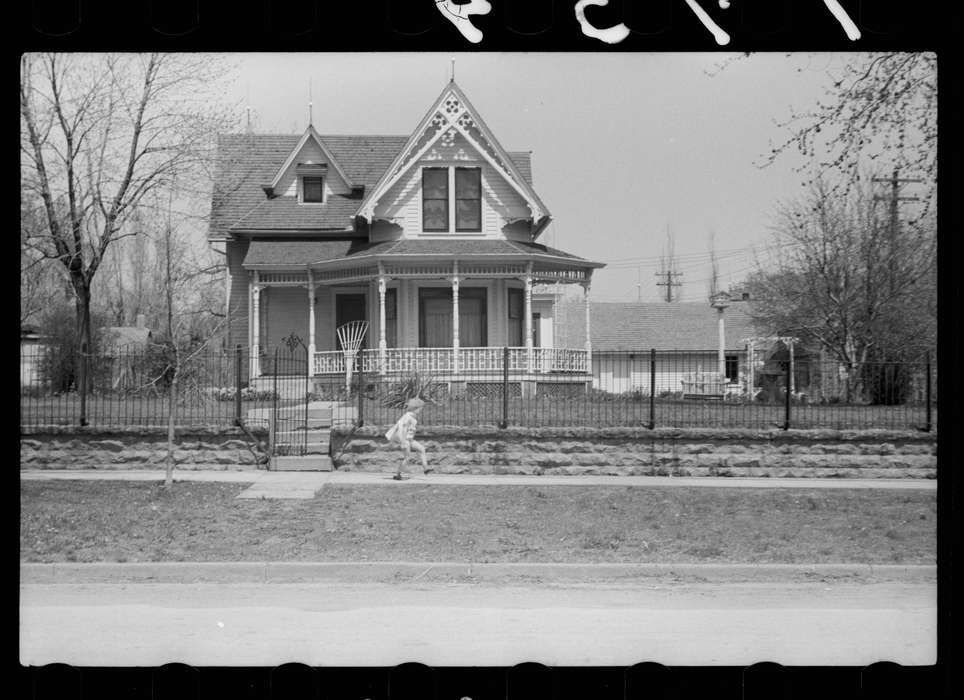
[135, 313, 147, 329]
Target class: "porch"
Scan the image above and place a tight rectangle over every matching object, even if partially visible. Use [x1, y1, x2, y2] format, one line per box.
[313, 346, 590, 377]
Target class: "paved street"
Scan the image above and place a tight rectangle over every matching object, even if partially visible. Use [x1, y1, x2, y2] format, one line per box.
[20, 578, 935, 667]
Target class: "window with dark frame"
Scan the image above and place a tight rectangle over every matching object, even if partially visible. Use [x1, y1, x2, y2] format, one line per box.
[302, 176, 324, 203]
[725, 355, 739, 383]
[507, 287, 523, 347]
[385, 287, 397, 347]
[455, 167, 482, 232]
[422, 168, 449, 231]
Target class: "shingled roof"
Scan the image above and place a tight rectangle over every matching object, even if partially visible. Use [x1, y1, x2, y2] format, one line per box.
[556, 302, 760, 352]
[242, 238, 599, 269]
[209, 133, 533, 239]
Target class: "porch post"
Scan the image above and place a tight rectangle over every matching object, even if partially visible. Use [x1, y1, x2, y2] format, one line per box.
[250, 271, 261, 379]
[451, 263, 460, 374]
[524, 263, 533, 373]
[582, 280, 592, 372]
[717, 307, 726, 378]
[306, 268, 316, 375]
[378, 270, 387, 373]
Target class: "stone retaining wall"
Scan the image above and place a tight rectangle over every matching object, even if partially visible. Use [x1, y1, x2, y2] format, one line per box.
[332, 426, 937, 479]
[21, 425, 937, 478]
[20, 426, 268, 470]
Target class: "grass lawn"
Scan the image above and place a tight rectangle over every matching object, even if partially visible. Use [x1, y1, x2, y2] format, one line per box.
[20, 392, 932, 431]
[363, 396, 933, 431]
[19, 397, 268, 427]
[21, 481, 935, 564]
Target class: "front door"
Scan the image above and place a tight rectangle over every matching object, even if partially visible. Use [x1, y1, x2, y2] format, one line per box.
[335, 294, 367, 350]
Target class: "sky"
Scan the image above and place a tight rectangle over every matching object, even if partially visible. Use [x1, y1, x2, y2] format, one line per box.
[213, 52, 855, 303]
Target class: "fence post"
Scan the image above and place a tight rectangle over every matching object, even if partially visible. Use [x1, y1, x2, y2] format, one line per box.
[234, 345, 243, 426]
[500, 346, 509, 429]
[78, 342, 88, 426]
[783, 361, 791, 430]
[649, 348, 656, 429]
[304, 344, 310, 453]
[925, 350, 932, 432]
[270, 347, 279, 468]
[356, 358, 365, 428]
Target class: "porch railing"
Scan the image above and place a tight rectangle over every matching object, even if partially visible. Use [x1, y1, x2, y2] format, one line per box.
[311, 347, 590, 376]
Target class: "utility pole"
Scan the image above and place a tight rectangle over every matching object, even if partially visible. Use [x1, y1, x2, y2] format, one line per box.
[872, 169, 921, 296]
[655, 226, 682, 302]
[655, 269, 683, 302]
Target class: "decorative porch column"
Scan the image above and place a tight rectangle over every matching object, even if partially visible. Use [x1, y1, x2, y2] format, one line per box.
[524, 264, 533, 373]
[306, 268, 316, 375]
[451, 264, 460, 374]
[250, 271, 261, 379]
[582, 281, 592, 372]
[378, 270, 387, 373]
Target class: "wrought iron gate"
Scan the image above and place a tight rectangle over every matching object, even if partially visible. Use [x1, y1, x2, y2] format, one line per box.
[269, 334, 311, 458]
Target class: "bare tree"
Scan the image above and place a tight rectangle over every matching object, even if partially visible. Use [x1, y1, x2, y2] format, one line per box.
[20, 53, 233, 421]
[747, 178, 936, 399]
[761, 53, 936, 205]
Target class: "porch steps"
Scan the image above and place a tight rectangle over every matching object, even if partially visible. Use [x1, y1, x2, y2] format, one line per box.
[272, 408, 333, 471]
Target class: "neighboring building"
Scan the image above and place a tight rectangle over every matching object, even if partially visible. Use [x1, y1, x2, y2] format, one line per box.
[99, 315, 154, 390]
[553, 301, 759, 395]
[209, 79, 604, 395]
[20, 325, 49, 388]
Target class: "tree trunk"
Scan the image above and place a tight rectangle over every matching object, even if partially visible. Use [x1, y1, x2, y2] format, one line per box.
[72, 276, 93, 425]
[165, 370, 178, 489]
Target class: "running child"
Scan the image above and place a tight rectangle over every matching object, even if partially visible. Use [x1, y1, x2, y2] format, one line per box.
[385, 396, 431, 480]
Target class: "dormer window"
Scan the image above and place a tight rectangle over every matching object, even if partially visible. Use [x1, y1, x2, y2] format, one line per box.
[302, 176, 324, 203]
[296, 162, 327, 204]
[422, 166, 482, 233]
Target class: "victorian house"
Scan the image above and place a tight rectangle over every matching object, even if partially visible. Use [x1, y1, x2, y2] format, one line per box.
[209, 79, 604, 395]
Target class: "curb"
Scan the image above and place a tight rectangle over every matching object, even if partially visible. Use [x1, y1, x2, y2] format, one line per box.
[19, 561, 937, 585]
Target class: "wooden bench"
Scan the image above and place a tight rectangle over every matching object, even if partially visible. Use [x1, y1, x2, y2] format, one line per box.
[681, 373, 727, 400]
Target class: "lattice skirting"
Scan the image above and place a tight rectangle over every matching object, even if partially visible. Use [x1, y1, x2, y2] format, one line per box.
[466, 382, 522, 399]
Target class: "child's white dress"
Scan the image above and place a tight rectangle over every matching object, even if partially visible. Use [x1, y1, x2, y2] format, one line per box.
[386, 411, 418, 446]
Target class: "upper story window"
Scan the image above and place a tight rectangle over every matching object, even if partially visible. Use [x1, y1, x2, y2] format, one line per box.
[422, 168, 448, 231]
[302, 176, 325, 203]
[422, 166, 482, 233]
[455, 167, 481, 232]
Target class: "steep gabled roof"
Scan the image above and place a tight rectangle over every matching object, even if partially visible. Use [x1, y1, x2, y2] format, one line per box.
[208, 134, 533, 239]
[356, 80, 550, 227]
[557, 302, 760, 352]
[266, 125, 356, 191]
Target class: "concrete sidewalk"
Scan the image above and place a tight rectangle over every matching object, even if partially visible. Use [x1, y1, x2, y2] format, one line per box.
[21, 468, 937, 498]
[20, 560, 936, 585]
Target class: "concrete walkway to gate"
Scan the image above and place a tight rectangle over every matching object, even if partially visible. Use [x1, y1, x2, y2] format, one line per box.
[20, 469, 936, 499]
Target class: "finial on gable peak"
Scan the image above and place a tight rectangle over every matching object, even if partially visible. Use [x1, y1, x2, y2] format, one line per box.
[307, 78, 313, 128]
[450, 57, 456, 82]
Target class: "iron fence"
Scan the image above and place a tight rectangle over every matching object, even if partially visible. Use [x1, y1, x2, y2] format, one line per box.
[21, 343, 936, 432]
[351, 349, 936, 432]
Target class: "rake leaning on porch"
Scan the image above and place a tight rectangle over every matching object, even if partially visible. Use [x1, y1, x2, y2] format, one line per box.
[210, 79, 604, 398]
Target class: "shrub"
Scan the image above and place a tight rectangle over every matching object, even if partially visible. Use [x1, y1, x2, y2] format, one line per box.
[380, 372, 444, 408]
